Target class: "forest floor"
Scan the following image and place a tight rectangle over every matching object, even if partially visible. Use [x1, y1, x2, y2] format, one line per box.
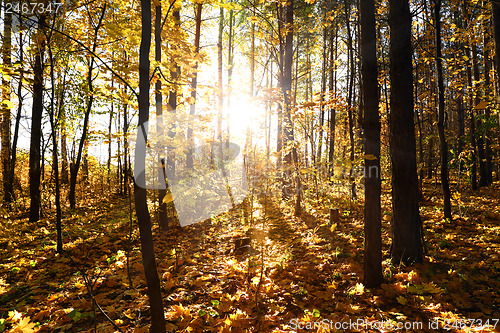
[0, 180, 499, 332]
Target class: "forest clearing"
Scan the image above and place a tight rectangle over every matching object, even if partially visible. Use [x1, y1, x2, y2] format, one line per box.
[1, 0, 500, 331]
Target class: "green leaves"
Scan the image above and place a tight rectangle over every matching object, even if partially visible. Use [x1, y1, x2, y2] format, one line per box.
[67, 309, 82, 322]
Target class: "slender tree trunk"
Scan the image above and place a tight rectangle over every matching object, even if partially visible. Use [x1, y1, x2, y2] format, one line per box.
[457, 97, 465, 170]
[360, 0, 383, 288]
[135, 0, 166, 330]
[476, 34, 488, 187]
[165, 4, 180, 228]
[227, 3, 234, 141]
[414, 58, 424, 195]
[47, 38, 63, 253]
[250, 7, 255, 98]
[8, 25, 23, 204]
[123, 96, 129, 196]
[108, 76, 113, 190]
[155, 1, 168, 230]
[492, 0, 500, 180]
[482, 25, 493, 186]
[471, 43, 480, 190]
[276, 3, 284, 172]
[388, 0, 423, 264]
[282, 0, 296, 198]
[60, 107, 69, 184]
[117, 104, 122, 193]
[218, 6, 224, 140]
[344, 0, 356, 199]
[186, 3, 202, 170]
[328, 24, 338, 177]
[434, 0, 452, 219]
[266, 62, 272, 163]
[29, 14, 46, 222]
[2, 6, 12, 203]
[69, 5, 106, 209]
[82, 148, 89, 182]
[316, 26, 328, 167]
[427, 114, 434, 179]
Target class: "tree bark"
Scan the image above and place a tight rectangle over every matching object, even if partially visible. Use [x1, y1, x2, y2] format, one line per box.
[60, 101, 69, 184]
[360, 0, 383, 288]
[29, 14, 46, 223]
[186, 3, 202, 170]
[316, 26, 328, 167]
[2, 6, 12, 203]
[434, 0, 452, 219]
[7, 22, 23, 204]
[328, 24, 338, 177]
[492, 0, 500, 180]
[388, 0, 423, 264]
[218, 6, 224, 139]
[136, 0, 166, 331]
[47, 35, 63, 253]
[155, 0, 168, 229]
[344, 0, 356, 199]
[165, 4, 180, 228]
[482, 24, 493, 186]
[471, 42, 480, 190]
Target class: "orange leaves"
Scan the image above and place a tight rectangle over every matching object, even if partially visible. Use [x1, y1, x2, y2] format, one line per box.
[166, 304, 191, 321]
[5, 312, 37, 333]
[9, 317, 37, 333]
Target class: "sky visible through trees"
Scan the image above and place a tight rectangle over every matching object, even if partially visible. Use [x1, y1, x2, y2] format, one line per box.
[0, 0, 499, 331]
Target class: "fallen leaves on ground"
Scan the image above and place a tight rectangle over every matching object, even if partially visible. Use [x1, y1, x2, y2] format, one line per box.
[0, 180, 499, 332]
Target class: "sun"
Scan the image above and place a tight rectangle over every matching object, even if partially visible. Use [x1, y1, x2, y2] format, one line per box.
[225, 95, 267, 145]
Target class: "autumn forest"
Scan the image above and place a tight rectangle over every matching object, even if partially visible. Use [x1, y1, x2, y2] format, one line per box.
[0, 0, 499, 331]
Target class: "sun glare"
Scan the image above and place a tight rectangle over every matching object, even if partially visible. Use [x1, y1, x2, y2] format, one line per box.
[225, 95, 268, 146]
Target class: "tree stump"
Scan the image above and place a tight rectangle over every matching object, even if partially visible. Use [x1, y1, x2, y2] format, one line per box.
[233, 236, 251, 255]
[330, 208, 340, 224]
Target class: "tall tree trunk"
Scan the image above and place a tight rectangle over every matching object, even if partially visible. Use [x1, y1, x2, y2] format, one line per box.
[457, 97, 465, 170]
[250, 6, 255, 98]
[29, 14, 46, 223]
[328, 24, 338, 178]
[227, 3, 234, 141]
[60, 102, 69, 184]
[344, 0, 356, 199]
[155, 0, 168, 230]
[218, 6, 224, 140]
[117, 104, 122, 193]
[2, 6, 12, 203]
[316, 26, 328, 167]
[492, 0, 500, 180]
[282, 0, 297, 202]
[165, 4, 180, 228]
[69, 5, 106, 209]
[482, 24, 493, 186]
[463, 0, 477, 189]
[108, 76, 114, 190]
[360, 0, 383, 288]
[47, 36, 63, 253]
[427, 112, 434, 179]
[135, 0, 166, 331]
[7, 23, 23, 204]
[276, 3, 284, 172]
[282, 0, 294, 163]
[388, 0, 423, 264]
[434, 0, 452, 219]
[123, 97, 129, 196]
[186, 3, 202, 169]
[471, 43, 480, 190]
